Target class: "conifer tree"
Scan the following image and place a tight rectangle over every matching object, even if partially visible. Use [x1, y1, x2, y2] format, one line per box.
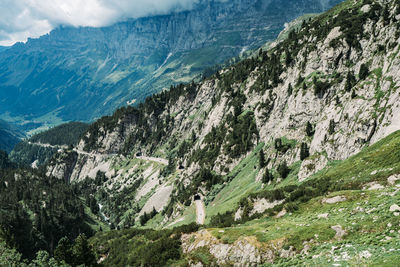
[287, 83, 293, 96]
[300, 143, 310, 160]
[259, 150, 266, 168]
[262, 168, 273, 184]
[306, 121, 314, 137]
[277, 161, 290, 179]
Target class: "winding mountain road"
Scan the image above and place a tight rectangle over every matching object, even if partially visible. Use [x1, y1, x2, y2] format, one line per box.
[195, 199, 205, 225]
[29, 142, 168, 164]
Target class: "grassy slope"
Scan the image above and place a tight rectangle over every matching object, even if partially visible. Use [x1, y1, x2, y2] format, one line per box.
[90, 130, 400, 266]
[201, 130, 400, 266]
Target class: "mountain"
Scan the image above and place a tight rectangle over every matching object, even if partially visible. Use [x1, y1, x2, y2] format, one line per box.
[0, 119, 24, 152]
[0, 0, 342, 132]
[42, 0, 400, 264]
[0, 46, 9, 53]
[3, 0, 400, 265]
[9, 122, 88, 167]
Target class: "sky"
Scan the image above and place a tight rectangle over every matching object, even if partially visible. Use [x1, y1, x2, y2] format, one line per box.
[0, 0, 200, 46]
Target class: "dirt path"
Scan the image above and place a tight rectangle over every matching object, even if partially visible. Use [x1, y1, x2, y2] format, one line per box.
[195, 199, 205, 225]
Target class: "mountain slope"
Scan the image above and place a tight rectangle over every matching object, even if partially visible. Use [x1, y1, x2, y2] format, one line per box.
[0, 119, 24, 152]
[89, 129, 400, 266]
[9, 122, 88, 167]
[3, 0, 400, 265]
[46, 0, 400, 234]
[0, 0, 343, 131]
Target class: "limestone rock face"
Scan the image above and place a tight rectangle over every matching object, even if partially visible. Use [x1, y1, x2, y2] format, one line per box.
[45, 0, 400, 245]
[249, 199, 285, 216]
[298, 154, 328, 182]
[322, 196, 347, 204]
[181, 230, 277, 266]
[0, 0, 342, 126]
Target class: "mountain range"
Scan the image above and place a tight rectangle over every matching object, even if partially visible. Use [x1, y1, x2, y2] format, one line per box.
[1, 0, 400, 266]
[0, 0, 342, 133]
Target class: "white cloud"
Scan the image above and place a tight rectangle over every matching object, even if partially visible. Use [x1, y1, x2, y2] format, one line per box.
[0, 0, 199, 46]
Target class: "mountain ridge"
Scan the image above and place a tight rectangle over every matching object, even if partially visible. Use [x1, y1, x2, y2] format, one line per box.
[45, 0, 400, 232]
[2, 0, 400, 265]
[0, 0, 342, 132]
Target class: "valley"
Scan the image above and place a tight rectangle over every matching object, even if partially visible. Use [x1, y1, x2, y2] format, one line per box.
[1, 0, 400, 266]
[0, 0, 342, 134]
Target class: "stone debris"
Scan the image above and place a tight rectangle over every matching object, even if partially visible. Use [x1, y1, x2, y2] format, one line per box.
[359, 250, 372, 259]
[389, 204, 400, 212]
[331, 225, 346, 239]
[387, 174, 400, 185]
[250, 199, 285, 216]
[276, 209, 287, 218]
[361, 5, 371, 13]
[318, 213, 329, 219]
[322, 196, 347, 204]
[364, 182, 384, 190]
[298, 154, 328, 182]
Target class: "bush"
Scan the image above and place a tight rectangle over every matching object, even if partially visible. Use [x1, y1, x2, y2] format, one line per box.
[209, 211, 235, 228]
[277, 161, 290, 179]
[359, 63, 369, 80]
[305, 122, 314, 137]
[300, 143, 310, 161]
[262, 168, 273, 184]
[328, 119, 335, 135]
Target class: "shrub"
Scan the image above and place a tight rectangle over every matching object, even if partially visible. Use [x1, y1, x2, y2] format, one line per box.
[305, 122, 314, 137]
[300, 143, 310, 161]
[277, 160, 290, 179]
[262, 168, 273, 184]
[328, 119, 335, 135]
[359, 63, 369, 80]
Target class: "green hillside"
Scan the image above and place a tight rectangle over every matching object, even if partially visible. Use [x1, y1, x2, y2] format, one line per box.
[9, 122, 88, 167]
[86, 130, 400, 266]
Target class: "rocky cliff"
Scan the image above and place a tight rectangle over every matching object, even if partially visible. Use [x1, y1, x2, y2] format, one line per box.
[45, 0, 400, 239]
[42, 0, 400, 265]
[0, 0, 342, 131]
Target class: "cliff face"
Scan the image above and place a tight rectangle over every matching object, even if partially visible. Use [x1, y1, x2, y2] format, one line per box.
[0, 0, 342, 129]
[45, 0, 400, 240]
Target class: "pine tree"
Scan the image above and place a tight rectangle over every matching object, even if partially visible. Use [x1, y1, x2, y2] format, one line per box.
[287, 83, 293, 96]
[328, 119, 335, 135]
[262, 168, 273, 184]
[345, 72, 355, 92]
[351, 90, 357, 99]
[285, 48, 292, 66]
[359, 63, 369, 80]
[277, 161, 290, 179]
[54, 237, 72, 264]
[71, 234, 96, 267]
[151, 207, 158, 217]
[305, 122, 314, 137]
[259, 150, 266, 168]
[300, 143, 310, 160]
[140, 212, 149, 226]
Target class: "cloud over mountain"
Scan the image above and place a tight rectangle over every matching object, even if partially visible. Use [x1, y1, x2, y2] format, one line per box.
[0, 0, 199, 45]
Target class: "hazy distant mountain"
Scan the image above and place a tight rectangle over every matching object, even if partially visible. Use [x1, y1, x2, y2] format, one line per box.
[0, 46, 9, 53]
[0, 119, 24, 152]
[0, 0, 342, 131]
